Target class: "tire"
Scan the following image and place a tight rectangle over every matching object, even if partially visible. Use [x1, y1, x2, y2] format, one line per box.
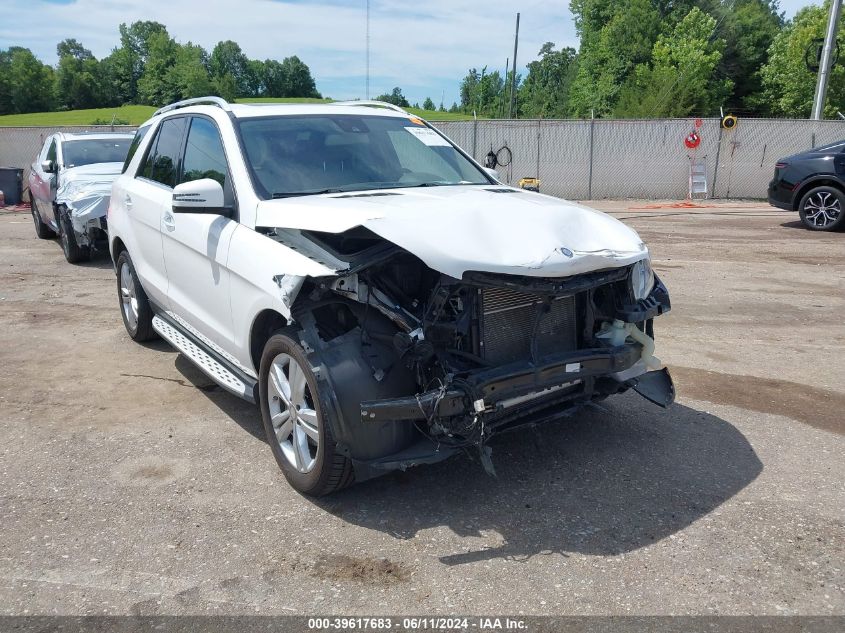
[259, 331, 354, 496]
[30, 196, 55, 239]
[116, 250, 156, 342]
[798, 186, 845, 231]
[57, 206, 91, 263]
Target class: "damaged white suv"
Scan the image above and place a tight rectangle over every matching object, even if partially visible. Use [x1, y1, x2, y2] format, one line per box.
[109, 97, 674, 495]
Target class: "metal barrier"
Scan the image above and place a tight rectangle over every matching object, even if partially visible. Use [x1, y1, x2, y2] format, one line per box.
[432, 118, 845, 200]
[2, 119, 843, 202]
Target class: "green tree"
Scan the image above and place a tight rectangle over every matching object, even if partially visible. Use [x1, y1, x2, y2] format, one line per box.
[459, 67, 507, 116]
[55, 39, 113, 109]
[280, 56, 320, 97]
[422, 96, 435, 110]
[716, 0, 784, 111]
[519, 42, 577, 118]
[614, 7, 732, 117]
[758, 2, 845, 117]
[110, 21, 168, 103]
[209, 41, 250, 97]
[137, 30, 180, 105]
[376, 86, 410, 107]
[170, 43, 212, 99]
[568, 0, 662, 116]
[0, 47, 55, 114]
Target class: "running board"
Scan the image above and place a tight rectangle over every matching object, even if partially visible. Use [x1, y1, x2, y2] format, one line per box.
[152, 314, 257, 403]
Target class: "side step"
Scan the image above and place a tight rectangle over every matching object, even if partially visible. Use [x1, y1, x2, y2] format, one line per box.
[152, 314, 257, 403]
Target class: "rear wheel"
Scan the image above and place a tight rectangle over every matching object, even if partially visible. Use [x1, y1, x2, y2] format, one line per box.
[259, 331, 353, 496]
[57, 206, 91, 263]
[799, 186, 845, 231]
[116, 250, 156, 341]
[30, 196, 55, 239]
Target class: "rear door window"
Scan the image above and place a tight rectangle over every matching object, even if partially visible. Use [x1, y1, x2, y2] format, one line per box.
[123, 125, 151, 174]
[139, 117, 187, 188]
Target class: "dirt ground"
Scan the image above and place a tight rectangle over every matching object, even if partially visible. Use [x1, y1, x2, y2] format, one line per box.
[0, 200, 842, 616]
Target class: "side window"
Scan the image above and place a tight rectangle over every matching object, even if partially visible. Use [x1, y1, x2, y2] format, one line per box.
[46, 139, 57, 162]
[139, 117, 187, 188]
[180, 118, 228, 189]
[123, 124, 151, 174]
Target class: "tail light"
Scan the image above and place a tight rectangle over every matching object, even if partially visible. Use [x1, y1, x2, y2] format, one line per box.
[775, 162, 788, 169]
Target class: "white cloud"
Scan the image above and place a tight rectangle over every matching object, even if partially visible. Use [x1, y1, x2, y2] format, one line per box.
[0, 0, 576, 104]
[0, 0, 819, 106]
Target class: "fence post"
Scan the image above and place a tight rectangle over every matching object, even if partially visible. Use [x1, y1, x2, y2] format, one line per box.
[536, 119, 541, 181]
[711, 122, 723, 198]
[587, 117, 595, 199]
[472, 118, 478, 159]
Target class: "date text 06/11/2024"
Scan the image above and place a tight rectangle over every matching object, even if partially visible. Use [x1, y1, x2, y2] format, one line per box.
[307, 617, 529, 630]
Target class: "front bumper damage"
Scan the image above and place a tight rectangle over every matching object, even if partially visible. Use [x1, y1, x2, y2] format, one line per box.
[347, 278, 674, 480]
[55, 175, 114, 247]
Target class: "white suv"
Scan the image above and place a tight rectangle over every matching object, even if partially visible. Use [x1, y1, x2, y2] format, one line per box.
[109, 97, 673, 495]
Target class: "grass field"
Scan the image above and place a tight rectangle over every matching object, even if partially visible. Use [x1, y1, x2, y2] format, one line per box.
[0, 98, 475, 126]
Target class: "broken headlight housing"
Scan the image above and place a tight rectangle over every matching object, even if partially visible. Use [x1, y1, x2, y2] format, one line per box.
[631, 257, 655, 301]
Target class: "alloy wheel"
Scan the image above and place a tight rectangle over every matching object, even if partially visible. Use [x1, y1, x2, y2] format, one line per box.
[804, 191, 841, 228]
[119, 261, 139, 331]
[267, 353, 319, 473]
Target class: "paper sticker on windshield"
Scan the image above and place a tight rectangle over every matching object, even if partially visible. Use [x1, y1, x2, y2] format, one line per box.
[405, 127, 450, 146]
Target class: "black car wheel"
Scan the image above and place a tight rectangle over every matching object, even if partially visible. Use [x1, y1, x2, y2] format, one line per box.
[30, 196, 56, 239]
[116, 250, 156, 341]
[259, 330, 354, 496]
[57, 206, 91, 263]
[799, 186, 845, 231]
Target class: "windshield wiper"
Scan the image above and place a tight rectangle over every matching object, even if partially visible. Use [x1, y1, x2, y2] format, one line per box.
[272, 188, 347, 199]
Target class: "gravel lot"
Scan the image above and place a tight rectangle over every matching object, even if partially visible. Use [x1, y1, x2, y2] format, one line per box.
[0, 200, 842, 616]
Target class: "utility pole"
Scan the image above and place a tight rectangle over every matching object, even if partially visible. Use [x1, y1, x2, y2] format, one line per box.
[811, 0, 841, 120]
[365, 0, 370, 99]
[508, 13, 520, 119]
[501, 57, 509, 118]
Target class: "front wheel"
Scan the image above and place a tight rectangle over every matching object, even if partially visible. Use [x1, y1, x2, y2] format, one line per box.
[798, 186, 845, 231]
[57, 206, 91, 263]
[259, 331, 353, 496]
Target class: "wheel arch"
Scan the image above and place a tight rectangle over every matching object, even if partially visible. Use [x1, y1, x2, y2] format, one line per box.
[110, 236, 127, 267]
[792, 177, 845, 210]
[250, 309, 290, 374]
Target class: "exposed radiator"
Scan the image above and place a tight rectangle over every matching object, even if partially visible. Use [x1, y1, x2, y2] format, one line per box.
[480, 287, 578, 364]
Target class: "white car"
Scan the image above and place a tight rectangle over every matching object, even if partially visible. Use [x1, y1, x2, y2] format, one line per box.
[109, 97, 673, 496]
[29, 132, 134, 262]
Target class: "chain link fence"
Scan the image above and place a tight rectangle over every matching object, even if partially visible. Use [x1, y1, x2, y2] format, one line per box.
[2, 119, 843, 202]
[432, 117, 845, 200]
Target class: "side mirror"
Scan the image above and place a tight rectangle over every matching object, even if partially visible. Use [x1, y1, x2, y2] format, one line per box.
[41, 159, 55, 174]
[172, 179, 232, 217]
[484, 167, 500, 181]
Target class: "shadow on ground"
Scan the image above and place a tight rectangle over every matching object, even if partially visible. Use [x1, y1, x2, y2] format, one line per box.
[316, 394, 762, 564]
[174, 354, 762, 564]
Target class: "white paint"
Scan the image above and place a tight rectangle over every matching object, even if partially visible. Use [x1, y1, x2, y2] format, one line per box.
[255, 185, 648, 279]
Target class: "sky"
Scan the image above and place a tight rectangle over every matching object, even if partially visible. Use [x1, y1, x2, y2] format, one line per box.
[0, 0, 820, 107]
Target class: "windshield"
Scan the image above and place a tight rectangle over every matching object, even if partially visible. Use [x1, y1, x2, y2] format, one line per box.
[62, 138, 132, 168]
[237, 114, 490, 198]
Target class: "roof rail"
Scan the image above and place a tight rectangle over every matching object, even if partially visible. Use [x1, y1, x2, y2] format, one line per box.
[330, 100, 409, 115]
[153, 96, 231, 118]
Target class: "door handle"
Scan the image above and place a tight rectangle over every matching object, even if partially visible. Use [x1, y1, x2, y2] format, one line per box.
[124, 194, 133, 210]
[163, 212, 176, 231]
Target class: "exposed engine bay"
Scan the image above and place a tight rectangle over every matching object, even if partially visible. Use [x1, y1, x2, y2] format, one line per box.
[270, 225, 674, 479]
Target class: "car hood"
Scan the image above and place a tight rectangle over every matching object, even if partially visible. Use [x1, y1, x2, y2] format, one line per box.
[56, 162, 124, 226]
[255, 185, 648, 278]
[60, 162, 124, 182]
